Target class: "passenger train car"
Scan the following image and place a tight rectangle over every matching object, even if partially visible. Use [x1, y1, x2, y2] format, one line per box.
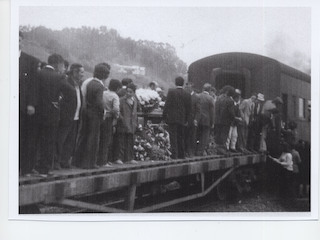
[188, 52, 311, 142]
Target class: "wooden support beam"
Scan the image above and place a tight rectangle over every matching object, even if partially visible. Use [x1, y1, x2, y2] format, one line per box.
[135, 167, 235, 213]
[202, 167, 235, 195]
[125, 184, 137, 212]
[200, 173, 205, 193]
[58, 199, 127, 213]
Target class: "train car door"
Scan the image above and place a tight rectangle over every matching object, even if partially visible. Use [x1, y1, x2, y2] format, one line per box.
[215, 72, 246, 96]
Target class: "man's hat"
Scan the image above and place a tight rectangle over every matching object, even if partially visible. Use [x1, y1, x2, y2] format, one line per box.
[257, 93, 265, 101]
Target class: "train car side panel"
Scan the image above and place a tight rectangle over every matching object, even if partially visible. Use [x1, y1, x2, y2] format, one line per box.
[280, 73, 311, 141]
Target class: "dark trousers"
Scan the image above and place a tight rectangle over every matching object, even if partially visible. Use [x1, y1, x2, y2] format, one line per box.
[237, 124, 246, 150]
[247, 126, 255, 150]
[266, 156, 282, 194]
[196, 125, 210, 156]
[214, 124, 230, 148]
[73, 110, 87, 167]
[279, 168, 294, 199]
[74, 109, 102, 169]
[185, 125, 197, 157]
[116, 132, 134, 162]
[111, 131, 119, 162]
[56, 120, 79, 167]
[247, 121, 262, 151]
[97, 117, 114, 166]
[19, 112, 38, 175]
[242, 124, 248, 148]
[37, 123, 58, 174]
[168, 123, 185, 159]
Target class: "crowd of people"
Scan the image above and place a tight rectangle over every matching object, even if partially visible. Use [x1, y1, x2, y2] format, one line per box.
[163, 78, 285, 158]
[163, 77, 310, 199]
[19, 30, 310, 199]
[20, 31, 140, 176]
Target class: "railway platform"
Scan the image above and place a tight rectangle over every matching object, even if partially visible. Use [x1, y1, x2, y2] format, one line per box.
[19, 152, 266, 213]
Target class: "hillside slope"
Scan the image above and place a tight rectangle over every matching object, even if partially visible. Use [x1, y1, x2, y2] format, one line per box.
[20, 25, 188, 90]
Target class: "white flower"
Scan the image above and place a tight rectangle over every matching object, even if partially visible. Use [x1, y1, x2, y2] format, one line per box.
[136, 88, 161, 105]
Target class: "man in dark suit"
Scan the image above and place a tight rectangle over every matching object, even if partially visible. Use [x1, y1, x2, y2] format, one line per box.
[56, 63, 84, 169]
[247, 93, 265, 151]
[214, 85, 235, 154]
[19, 31, 40, 176]
[184, 83, 200, 157]
[196, 83, 215, 156]
[74, 63, 110, 169]
[163, 77, 191, 159]
[36, 54, 66, 175]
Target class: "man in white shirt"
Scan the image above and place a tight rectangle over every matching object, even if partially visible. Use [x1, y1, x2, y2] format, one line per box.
[97, 79, 121, 166]
[56, 63, 84, 169]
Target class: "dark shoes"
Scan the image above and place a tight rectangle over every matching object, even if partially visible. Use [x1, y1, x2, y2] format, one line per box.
[216, 147, 229, 155]
[37, 171, 55, 178]
[53, 162, 62, 170]
[241, 148, 252, 154]
[115, 160, 124, 165]
[128, 160, 138, 164]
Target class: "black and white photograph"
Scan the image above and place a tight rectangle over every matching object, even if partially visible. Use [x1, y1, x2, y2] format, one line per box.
[7, 0, 319, 223]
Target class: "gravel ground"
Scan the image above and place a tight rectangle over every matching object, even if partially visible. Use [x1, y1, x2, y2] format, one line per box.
[159, 190, 310, 212]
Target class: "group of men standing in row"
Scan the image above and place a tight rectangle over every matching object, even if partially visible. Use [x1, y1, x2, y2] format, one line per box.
[20, 31, 141, 176]
[163, 77, 284, 159]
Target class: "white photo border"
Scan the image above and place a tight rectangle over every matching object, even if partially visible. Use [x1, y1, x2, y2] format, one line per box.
[9, 0, 319, 221]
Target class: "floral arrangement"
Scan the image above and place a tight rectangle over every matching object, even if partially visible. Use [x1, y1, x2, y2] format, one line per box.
[134, 121, 171, 161]
[136, 88, 162, 113]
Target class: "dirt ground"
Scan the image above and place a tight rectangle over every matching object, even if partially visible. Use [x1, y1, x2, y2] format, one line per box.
[159, 187, 310, 212]
[193, 192, 310, 212]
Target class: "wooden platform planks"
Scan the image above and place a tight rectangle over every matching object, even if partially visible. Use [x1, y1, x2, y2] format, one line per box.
[19, 153, 265, 206]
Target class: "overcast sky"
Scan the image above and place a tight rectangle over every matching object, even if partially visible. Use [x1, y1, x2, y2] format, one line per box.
[19, 6, 311, 72]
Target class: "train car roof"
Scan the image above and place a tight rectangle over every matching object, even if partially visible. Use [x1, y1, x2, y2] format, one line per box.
[189, 52, 310, 83]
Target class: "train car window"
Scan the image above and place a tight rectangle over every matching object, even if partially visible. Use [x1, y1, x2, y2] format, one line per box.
[298, 98, 305, 119]
[308, 100, 311, 122]
[292, 95, 297, 118]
